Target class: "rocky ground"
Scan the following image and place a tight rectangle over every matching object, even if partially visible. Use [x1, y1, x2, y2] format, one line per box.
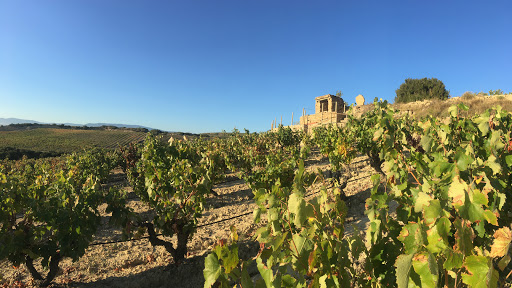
[0, 152, 375, 288]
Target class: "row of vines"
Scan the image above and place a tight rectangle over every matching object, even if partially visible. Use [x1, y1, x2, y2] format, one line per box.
[1, 100, 512, 287]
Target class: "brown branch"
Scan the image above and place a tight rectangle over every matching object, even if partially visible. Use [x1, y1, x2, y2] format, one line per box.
[145, 222, 177, 258]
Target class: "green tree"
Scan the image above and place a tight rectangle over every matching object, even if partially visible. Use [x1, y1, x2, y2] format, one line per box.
[395, 77, 449, 103]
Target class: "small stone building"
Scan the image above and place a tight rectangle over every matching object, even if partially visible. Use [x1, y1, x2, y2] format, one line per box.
[299, 94, 348, 132]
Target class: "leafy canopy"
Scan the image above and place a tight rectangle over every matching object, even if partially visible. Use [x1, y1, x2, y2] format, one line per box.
[395, 77, 449, 103]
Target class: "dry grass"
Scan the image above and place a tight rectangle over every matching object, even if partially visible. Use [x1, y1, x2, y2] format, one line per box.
[392, 95, 512, 120]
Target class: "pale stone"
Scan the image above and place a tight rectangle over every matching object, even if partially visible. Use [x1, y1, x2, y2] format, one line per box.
[298, 94, 348, 133]
[356, 94, 365, 106]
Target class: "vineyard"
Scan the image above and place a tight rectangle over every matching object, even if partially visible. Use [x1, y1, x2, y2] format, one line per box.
[1, 100, 512, 287]
[0, 128, 147, 157]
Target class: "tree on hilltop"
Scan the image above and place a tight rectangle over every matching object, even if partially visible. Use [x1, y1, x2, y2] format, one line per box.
[395, 78, 449, 103]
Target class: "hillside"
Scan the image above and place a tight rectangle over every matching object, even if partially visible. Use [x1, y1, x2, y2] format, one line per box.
[0, 118, 42, 126]
[392, 94, 512, 118]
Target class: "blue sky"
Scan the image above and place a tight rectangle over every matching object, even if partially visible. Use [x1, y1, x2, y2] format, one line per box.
[1, 1, 511, 133]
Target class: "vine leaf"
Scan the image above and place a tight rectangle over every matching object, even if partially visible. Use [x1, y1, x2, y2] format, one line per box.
[490, 227, 512, 258]
[414, 192, 432, 213]
[288, 193, 306, 228]
[444, 250, 463, 271]
[395, 253, 413, 288]
[412, 252, 438, 288]
[203, 253, 221, 288]
[455, 152, 473, 171]
[398, 223, 423, 255]
[256, 257, 275, 288]
[461, 255, 498, 288]
[448, 176, 466, 207]
[420, 135, 432, 152]
[474, 115, 490, 135]
[486, 155, 501, 175]
[453, 219, 475, 256]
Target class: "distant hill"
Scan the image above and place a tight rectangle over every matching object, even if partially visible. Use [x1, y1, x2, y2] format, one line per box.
[83, 123, 154, 130]
[0, 118, 155, 131]
[0, 118, 41, 126]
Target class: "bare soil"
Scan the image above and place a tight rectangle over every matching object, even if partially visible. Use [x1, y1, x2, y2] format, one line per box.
[0, 152, 375, 288]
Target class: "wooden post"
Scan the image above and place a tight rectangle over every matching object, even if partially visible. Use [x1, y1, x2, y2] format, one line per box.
[291, 112, 294, 125]
[280, 116, 282, 126]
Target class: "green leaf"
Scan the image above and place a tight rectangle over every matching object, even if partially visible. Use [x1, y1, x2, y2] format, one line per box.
[436, 217, 451, 239]
[489, 130, 505, 150]
[412, 252, 438, 288]
[256, 257, 274, 288]
[241, 265, 255, 288]
[253, 208, 261, 223]
[203, 253, 221, 288]
[373, 128, 383, 141]
[288, 193, 306, 227]
[426, 226, 448, 254]
[221, 246, 239, 274]
[423, 200, 441, 226]
[454, 219, 475, 256]
[448, 105, 458, 117]
[444, 250, 463, 270]
[395, 253, 414, 288]
[461, 255, 498, 288]
[271, 232, 288, 251]
[505, 155, 512, 167]
[291, 234, 307, 257]
[398, 223, 423, 254]
[475, 116, 490, 135]
[420, 135, 432, 152]
[486, 155, 501, 175]
[456, 153, 474, 171]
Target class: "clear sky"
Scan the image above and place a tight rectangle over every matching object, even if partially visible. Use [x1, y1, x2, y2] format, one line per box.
[1, 1, 511, 133]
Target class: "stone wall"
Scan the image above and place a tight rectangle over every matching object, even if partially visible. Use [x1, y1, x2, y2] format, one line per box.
[299, 111, 347, 133]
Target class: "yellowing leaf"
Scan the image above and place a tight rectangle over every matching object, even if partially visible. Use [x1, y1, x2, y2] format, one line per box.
[448, 176, 466, 207]
[490, 227, 512, 258]
[483, 210, 498, 226]
[414, 192, 433, 213]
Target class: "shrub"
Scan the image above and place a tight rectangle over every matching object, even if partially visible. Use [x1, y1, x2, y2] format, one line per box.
[395, 77, 449, 103]
[461, 91, 476, 100]
[489, 89, 504, 95]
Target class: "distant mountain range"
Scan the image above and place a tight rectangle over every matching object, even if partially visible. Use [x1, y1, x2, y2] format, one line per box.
[0, 118, 156, 130]
[0, 118, 42, 125]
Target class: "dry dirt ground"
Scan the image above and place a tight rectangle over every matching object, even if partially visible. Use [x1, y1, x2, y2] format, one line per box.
[0, 152, 375, 288]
